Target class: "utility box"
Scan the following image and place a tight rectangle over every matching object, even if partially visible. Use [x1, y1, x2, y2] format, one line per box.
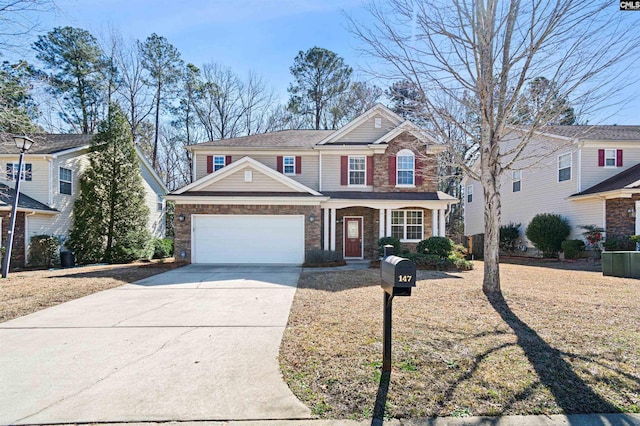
[381, 255, 416, 296]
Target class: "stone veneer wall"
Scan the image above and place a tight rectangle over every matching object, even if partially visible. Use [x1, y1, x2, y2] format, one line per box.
[173, 204, 321, 263]
[606, 196, 639, 239]
[0, 212, 26, 269]
[373, 133, 438, 193]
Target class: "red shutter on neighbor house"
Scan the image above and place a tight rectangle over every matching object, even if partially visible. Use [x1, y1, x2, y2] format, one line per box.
[366, 156, 373, 186]
[617, 149, 623, 167]
[388, 156, 396, 185]
[206, 156, 213, 173]
[598, 149, 605, 167]
[295, 156, 302, 174]
[415, 157, 423, 186]
[340, 156, 348, 186]
[225, 155, 232, 166]
[277, 156, 283, 172]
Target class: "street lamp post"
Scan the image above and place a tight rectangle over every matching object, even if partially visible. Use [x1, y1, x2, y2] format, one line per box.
[2, 135, 34, 279]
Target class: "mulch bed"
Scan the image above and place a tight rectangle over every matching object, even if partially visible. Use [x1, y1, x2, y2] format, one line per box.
[280, 262, 640, 419]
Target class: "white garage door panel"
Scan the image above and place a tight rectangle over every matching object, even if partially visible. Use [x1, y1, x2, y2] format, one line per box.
[193, 215, 304, 264]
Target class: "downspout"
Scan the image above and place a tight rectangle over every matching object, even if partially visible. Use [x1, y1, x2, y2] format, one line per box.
[576, 139, 582, 193]
[319, 151, 322, 192]
[24, 210, 37, 264]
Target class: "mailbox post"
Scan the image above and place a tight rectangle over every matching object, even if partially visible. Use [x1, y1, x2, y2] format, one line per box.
[380, 245, 416, 372]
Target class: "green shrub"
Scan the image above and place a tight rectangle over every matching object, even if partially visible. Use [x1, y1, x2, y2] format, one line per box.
[153, 238, 174, 259]
[452, 244, 468, 260]
[525, 214, 571, 258]
[378, 237, 401, 257]
[500, 222, 521, 250]
[28, 235, 60, 268]
[561, 239, 585, 259]
[305, 250, 344, 264]
[404, 252, 474, 271]
[603, 237, 635, 252]
[416, 237, 454, 258]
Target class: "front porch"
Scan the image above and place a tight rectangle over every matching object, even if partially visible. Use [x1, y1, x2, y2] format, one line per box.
[319, 192, 456, 260]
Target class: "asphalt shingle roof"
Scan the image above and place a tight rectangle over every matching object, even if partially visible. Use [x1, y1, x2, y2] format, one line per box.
[0, 183, 57, 212]
[540, 126, 640, 141]
[0, 134, 93, 155]
[191, 130, 335, 149]
[572, 163, 640, 196]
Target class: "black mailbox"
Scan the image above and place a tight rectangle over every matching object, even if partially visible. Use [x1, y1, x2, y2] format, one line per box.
[381, 255, 416, 296]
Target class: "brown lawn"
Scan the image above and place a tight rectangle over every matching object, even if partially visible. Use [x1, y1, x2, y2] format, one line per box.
[280, 261, 640, 419]
[0, 261, 180, 323]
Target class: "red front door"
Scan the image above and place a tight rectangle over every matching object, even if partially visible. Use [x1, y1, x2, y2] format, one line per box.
[344, 217, 363, 258]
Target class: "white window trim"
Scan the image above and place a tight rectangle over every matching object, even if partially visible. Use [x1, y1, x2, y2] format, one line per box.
[348, 155, 366, 187]
[156, 195, 164, 212]
[59, 167, 73, 195]
[283, 155, 296, 175]
[466, 184, 473, 203]
[558, 152, 572, 183]
[213, 155, 226, 172]
[7, 162, 32, 181]
[512, 170, 522, 192]
[604, 149, 617, 168]
[396, 149, 415, 187]
[391, 209, 424, 242]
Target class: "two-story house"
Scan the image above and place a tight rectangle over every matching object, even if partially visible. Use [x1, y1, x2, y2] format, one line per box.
[464, 126, 640, 251]
[0, 134, 167, 268]
[167, 104, 458, 265]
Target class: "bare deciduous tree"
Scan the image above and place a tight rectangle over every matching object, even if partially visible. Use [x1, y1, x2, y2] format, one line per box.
[351, 0, 640, 293]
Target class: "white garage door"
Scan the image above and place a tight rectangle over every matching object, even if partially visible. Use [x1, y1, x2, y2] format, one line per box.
[192, 215, 305, 264]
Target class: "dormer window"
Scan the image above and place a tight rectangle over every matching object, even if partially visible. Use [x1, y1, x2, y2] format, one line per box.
[396, 149, 415, 186]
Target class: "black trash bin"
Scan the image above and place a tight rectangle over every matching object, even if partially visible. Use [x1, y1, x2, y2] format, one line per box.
[60, 251, 75, 268]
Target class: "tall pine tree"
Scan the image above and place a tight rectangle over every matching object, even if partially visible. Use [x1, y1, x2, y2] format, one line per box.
[67, 104, 151, 264]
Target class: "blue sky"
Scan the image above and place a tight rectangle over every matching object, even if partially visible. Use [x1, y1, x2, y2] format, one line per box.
[28, 0, 372, 102]
[8, 0, 640, 125]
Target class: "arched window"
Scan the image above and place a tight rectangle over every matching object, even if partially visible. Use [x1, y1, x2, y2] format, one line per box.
[396, 149, 415, 186]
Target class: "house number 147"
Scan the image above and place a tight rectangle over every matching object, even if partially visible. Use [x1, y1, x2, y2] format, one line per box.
[398, 275, 413, 283]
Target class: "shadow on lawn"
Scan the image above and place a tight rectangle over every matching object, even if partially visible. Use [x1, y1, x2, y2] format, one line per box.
[45, 264, 174, 283]
[371, 370, 390, 426]
[486, 291, 620, 415]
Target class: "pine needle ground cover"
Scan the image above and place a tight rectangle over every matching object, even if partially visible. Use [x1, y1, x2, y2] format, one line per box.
[0, 261, 176, 323]
[280, 262, 640, 419]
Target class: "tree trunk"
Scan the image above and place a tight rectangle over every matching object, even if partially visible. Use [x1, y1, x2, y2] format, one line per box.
[481, 147, 502, 294]
[152, 84, 161, 169]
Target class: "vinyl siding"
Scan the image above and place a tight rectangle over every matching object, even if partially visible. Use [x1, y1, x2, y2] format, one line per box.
[332, 115, 396, 144]
[580, 145, 640, 191]
[200, 166, 296, 192]
[194, 153, 319, 190]
[464, 144, 605, 243]
[0, 156, 50, 205]
[321, 154, 373, 192]
[139, 162, 166, 238]
[25, 214, 56, 260]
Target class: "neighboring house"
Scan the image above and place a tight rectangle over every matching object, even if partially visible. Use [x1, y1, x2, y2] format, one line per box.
[463, 126, 640, 252]
[166, 104, 458, 265]
[0, 134, 167, 268]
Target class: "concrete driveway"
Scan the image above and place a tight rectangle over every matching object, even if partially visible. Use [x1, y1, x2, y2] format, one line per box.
[0, 265, 312, 424]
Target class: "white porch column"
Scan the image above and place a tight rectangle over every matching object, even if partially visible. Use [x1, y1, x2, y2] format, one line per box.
[432, 209, 438, 237]
[330, 208, 336, 251]
[439, 209, 446, 237]
[379, 209, 385, 239]
[323, 208, 330, 250]
[386, 209, 392, 237]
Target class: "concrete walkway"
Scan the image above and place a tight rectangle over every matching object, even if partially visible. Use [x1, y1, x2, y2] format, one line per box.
[0, 265, 311, 424]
